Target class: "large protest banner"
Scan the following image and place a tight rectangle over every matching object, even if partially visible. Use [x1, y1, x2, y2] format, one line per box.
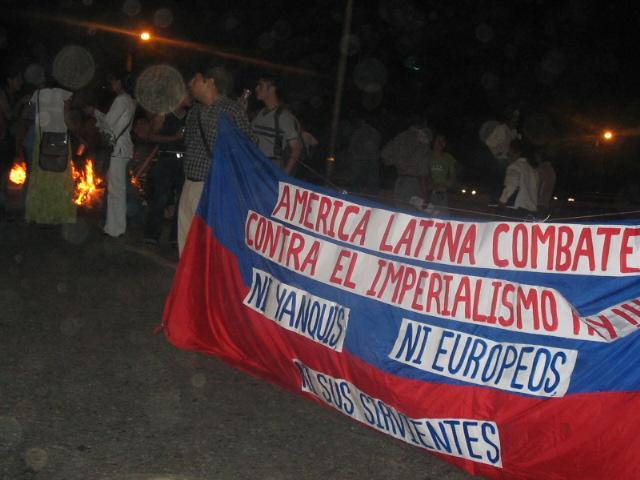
[163, 114, 640, 479]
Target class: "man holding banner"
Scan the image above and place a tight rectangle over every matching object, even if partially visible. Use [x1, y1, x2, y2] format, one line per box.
[177, 65, 255, 255]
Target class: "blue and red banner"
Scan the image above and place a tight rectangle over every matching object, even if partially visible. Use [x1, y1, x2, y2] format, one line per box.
[164, 114, 640, 479]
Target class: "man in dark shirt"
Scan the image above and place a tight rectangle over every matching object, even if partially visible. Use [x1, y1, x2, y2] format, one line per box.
[143, 94, 191, 247]
[178, 65, 256, 256]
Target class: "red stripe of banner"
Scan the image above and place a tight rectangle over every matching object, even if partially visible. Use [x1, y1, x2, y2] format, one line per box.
[164, 217, 640, 480]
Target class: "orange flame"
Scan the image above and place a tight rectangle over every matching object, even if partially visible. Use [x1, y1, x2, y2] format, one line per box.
[130, 173, 145, 195]
[9, 162, 27, 185]
[71, 160, 104, 206]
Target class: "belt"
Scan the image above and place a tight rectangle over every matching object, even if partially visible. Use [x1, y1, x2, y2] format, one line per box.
[186, 177, 204, 182]
[158, 151, 184, 158]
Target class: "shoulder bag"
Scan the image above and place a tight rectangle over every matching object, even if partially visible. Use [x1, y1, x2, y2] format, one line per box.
[197, 107, 212, 157]
[97, 113, 134, 159]
[38, 90, 70, 172]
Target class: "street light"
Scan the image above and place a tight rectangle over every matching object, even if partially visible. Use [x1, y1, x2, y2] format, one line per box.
[597, 129, 615, 194]
[127, 30, 152, 72]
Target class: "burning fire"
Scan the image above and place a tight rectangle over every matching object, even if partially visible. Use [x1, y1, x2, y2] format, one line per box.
[130, 170, 148, 196]
[9, 162, 27, 186]
[71, 160, 104, 206]
[130, 174, 142, 191]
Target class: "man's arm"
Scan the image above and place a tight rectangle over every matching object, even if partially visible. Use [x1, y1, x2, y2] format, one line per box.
[231, 102, 257, 143]
[284, 137, 302, 175]
[132, 144, 160, 180]
[90, 95, 124, 133]
[278, 111, 303, 174]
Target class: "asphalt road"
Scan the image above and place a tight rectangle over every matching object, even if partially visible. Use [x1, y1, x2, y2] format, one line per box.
[0, 216, 479, 480]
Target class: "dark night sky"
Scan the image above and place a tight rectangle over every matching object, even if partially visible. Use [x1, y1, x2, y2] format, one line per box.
[2, 0, 640, 193]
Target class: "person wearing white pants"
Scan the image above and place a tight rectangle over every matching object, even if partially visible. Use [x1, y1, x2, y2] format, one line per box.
[177, 178, 204, 255]
[104, 154, 130, 237]
[85, 72, 136, 237]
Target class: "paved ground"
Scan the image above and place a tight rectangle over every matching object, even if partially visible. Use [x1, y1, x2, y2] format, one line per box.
[0, 216, 479, 480]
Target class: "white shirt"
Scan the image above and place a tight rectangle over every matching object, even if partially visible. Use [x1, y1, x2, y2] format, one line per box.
[251, 107, 299, 160]
[95, 93, 136, 158]
[30, 88, 72, 133]
[485, 123, 519, 160]
[499, 157, 539, 212]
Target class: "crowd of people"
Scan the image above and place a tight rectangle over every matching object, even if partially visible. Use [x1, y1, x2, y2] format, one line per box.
[377, 119, 556, 218]
[1, 56, 557, 257]
[0, 61, 318, 256]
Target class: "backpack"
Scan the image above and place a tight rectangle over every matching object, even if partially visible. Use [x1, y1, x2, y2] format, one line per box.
[273, 107, 308, 173]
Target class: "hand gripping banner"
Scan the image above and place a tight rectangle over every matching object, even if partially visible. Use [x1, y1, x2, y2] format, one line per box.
[164, 113, 640, 480]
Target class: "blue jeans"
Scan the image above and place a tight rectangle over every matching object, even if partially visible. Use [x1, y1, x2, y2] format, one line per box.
[144, 153, 184, 242]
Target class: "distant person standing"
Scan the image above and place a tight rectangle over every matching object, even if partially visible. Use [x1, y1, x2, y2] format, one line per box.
[84, 71, 136, 237]
[428, 133, 456, 214]
[535, 150, 556, 215]
[381, 122, 431, 208]
[251, 75, 303, 175]
[24, 79, 76, 225]
[348, 117, 381, 195]
[483, 107, 521, 162]
[0, 67, 28, 218]
[498, 139, 539, 213]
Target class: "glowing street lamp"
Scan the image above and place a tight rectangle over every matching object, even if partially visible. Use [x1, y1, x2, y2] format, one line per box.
[127, 31, 152, 72]
[596, 130, 615, 193]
